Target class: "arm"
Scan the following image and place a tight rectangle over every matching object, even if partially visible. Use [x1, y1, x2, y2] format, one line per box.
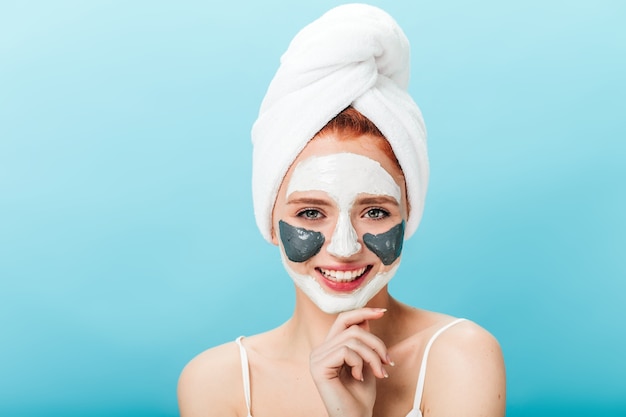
[423, 321, 506, 417]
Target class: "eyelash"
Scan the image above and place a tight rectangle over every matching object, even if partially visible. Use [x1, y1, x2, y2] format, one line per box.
[296, 208, 325, 220]
[363, 207, 390, 220]
[296, 207, 390, 221]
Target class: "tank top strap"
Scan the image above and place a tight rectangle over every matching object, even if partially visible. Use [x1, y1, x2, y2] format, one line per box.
[412, 318, 467, 412]
[235, 336, 253, 417]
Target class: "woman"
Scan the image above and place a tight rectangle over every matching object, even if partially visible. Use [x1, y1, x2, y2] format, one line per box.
[178, 4, 506, 417]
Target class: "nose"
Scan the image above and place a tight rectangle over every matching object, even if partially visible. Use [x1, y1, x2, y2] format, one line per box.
[327, 212, 362, 258]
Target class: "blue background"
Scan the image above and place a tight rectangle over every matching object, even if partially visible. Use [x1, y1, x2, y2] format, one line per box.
[1, 1, 624, 416]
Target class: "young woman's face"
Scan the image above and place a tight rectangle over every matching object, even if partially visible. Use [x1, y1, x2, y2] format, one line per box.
[272, 133, 408, 314]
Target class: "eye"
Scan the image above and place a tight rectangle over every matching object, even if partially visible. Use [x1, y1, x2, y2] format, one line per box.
[297, 209, 325, 220]
[364, 208, 390, 220]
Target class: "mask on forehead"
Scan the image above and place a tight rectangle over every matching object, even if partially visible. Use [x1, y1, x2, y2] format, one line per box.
[278, 152, 406, 314]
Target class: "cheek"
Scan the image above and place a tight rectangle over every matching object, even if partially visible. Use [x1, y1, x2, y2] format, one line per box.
[278, 220, 325, 262]
[363, 221, 405, 265]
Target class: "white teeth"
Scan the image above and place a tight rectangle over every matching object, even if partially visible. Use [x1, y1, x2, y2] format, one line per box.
[320, 267, 367, 282]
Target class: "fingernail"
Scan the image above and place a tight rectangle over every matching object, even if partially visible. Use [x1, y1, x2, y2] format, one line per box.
[387, 355, 395, 366]
[377, 308, 387, 313]
[384, 370, 389, 378]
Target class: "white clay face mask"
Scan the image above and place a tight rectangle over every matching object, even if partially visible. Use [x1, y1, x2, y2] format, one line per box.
[280, 152, 403, 314]
[281, 253, 399, 314]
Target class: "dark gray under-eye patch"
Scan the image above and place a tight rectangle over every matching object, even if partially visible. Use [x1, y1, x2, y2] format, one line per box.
[279, 220, 325, 263]
[363, 221, 405, 265]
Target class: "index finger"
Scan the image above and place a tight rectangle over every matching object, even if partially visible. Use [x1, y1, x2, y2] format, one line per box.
[326, 308, 387, 340]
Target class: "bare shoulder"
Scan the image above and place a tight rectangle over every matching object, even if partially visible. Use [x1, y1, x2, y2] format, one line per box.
[177, 340, 245, 417]
[423, 319, 506, 417]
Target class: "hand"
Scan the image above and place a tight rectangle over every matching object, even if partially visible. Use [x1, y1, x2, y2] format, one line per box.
[310, 308, 392, 417]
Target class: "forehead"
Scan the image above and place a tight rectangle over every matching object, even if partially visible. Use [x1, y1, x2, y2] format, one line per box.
[287, 132, 404, 181]
[286, 152, 401, 203]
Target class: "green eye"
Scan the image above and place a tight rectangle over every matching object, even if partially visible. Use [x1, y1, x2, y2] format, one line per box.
[298, 209, 323, 220]
[364, 208, 389, 219]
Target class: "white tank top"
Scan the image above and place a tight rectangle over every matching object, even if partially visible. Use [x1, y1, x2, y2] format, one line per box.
[235, 318, 466, 417]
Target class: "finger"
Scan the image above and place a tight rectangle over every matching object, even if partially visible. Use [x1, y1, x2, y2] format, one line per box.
[326, 308, 387, 339]
[345, 326, 392, 366]
[314, 333, 389, 380]
[311, 345, 365, 382]
[341, 346, 366, 381]
[340, 338, 389, 379]
[328, 325, 392, 365]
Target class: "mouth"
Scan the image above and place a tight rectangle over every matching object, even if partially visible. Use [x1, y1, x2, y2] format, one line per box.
[315, 265, 373, 292]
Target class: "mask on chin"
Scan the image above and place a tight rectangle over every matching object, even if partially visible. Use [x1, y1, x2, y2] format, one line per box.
[279, 250, 400, 314]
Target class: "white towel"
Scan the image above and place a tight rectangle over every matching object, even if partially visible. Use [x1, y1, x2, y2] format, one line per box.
[252, 3, 428, 243]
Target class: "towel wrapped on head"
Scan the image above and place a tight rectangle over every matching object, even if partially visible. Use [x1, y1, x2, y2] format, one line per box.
[252, 3, 428, 243]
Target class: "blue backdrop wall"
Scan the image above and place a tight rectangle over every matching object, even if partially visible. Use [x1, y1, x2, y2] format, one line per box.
[1, 1, 624, 416]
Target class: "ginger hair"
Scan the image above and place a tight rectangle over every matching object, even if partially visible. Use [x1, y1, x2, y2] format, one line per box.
[315, 106, 402, 172]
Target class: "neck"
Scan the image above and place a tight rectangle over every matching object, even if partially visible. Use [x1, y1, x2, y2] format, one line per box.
[281, 285, 400, 359]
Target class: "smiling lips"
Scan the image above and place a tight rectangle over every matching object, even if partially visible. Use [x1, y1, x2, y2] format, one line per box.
[319, 266, 368, 282]
[316, 265, 372, 292]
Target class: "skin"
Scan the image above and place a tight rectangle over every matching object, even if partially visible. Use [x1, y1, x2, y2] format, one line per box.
[178, 133, 506, 417]
[278, 150, 405, 313]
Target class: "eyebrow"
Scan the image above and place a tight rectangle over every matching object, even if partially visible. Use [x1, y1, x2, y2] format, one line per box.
[287, 197, 334, 207]
[356, 196, 400, 206]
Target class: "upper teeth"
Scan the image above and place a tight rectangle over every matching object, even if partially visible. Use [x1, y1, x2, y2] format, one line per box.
[320, 267, 367, 282]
